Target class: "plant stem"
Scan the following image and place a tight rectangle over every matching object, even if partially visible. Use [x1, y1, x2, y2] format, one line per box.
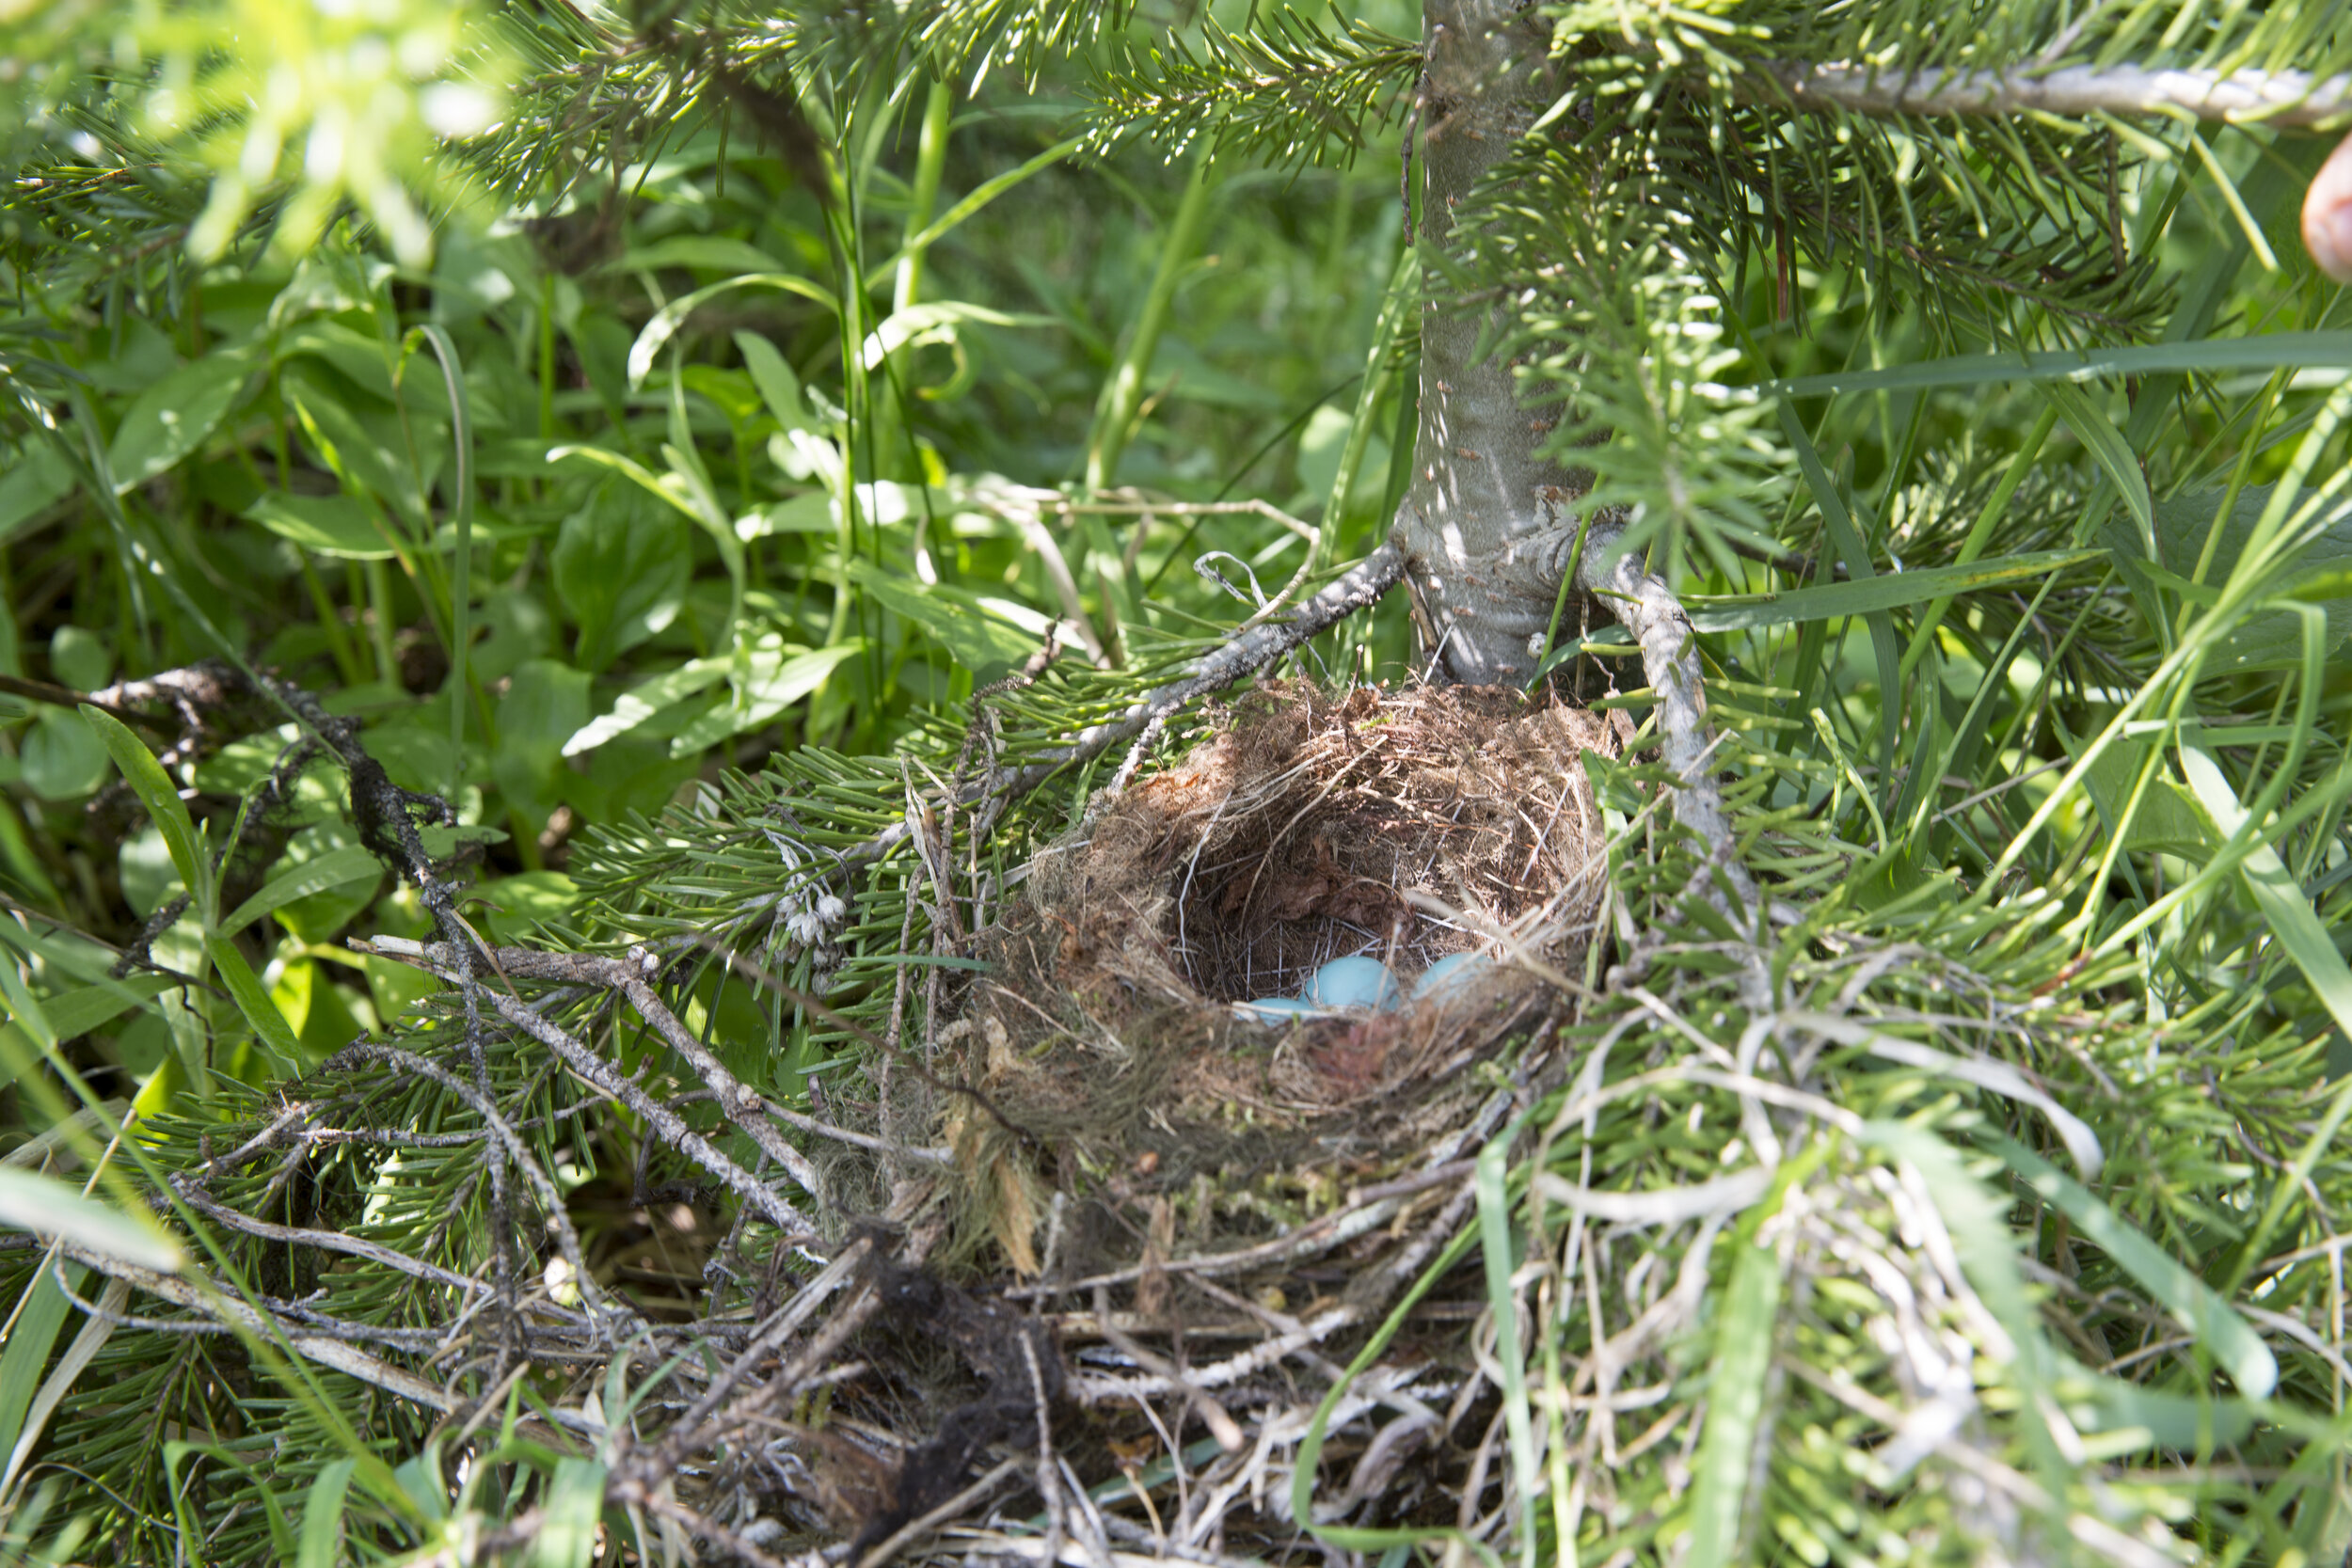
[363, 560, 399, 687]
[1085, 150, 1215, 496]
[895, 81, 953, 316]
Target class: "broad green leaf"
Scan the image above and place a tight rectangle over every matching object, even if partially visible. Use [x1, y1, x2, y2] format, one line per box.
[550, 482, 691, 673]
[475, 871, 578, 946]
[1685, 1230, 1782, 1563]
[116, 826, 186, 922]
[0, 1167, 180, 1271]
[2040, 381, 2153, 554]
[245, 491, 398, 559]
[269, 824, 384, 943]
[858, 301, 1053, 371]
[743, 492, 836, 536]
[2066, 731, 2213, 859]
[1987, 1134, 2276, 1399]
[666, 641, 862, 757]
[851, 564, 1040, 682]
[393, 1444, 451, 1524]
[2153, 485, 2352, 670]
[0, 444, 72, 541]
[278, 321, 451, 418]
[1686, 549, 2102, 633]
[533, 1457, 608, 1568]
[21, 709, 109, 801]
[614, 236, 791, 276]
[677, 363, 762, 425]
[563, 657, 729, 756]
[628, 276, 840, 388]
[47, 626, 108, 692]
[81, 707, 208, 924]
[2180, 744, 2352, 1045]
[1773, 331, 2352, 398]
[219, 846, 384, 939]
[40, 974, 173, 1040]
[297, 1458, 358, 1568]
[2059, 1365, 2255, 1451]
[105, 350, 255, 493]
[473, 437, 568, 478]
[734, 331, 811, 435]
[494, 659, 594, 823]
[283, 367, 439, 532]
[548, 444, 719, 533]
[208, 935, 303, 1065]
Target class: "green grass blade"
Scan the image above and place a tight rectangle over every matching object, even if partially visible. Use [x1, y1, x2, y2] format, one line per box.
[217, 847, 384, 940]
[0, 1169, 181, 1271]
[1772, 331, 2352, 398]
[0, 1268, 115, 1500]
[1777, 403, 1902, 771]
[1861, 1123, 2070, 1516]
[1087, 149, 1215, 495]
[2039, 381, 2153, 556]
[403, 324, 474, 798]
[0, 1262, 81, 1482]
[296, 1458, 357, 1568]
[1476, 1140, 1539, 1568]
[205, 936, 303, 1067]
[628, 276, 842, 388]
[1986, 1134, 2276, 1399]
[534, 1457, 608, 1568]
[1684, 1230, 1782, 1566]
[80, 706, 208, 926]
[864, 135, 1086, 293]
[1687, 548, 2101, 633]
[2179, 741, 2352, 1047]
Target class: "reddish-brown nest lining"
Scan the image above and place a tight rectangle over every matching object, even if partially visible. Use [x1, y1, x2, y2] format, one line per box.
[1033, 680, 1613, 1007]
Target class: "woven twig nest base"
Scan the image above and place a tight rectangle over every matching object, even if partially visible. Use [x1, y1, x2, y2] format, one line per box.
[928, 681, 1615, 1276]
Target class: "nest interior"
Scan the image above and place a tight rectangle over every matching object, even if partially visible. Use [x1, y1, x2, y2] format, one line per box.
[900, 682, 1616, 1275]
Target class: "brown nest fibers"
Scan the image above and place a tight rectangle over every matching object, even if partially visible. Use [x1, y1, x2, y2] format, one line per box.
[916, 680, 1616, 1277]
[768, 681, 1626, 1562]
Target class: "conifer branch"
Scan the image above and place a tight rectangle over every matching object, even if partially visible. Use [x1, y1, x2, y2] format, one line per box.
[1581, 533, 1758, 911]
[844, 542, 1408, 867]
[1756, 62, 2352, 128]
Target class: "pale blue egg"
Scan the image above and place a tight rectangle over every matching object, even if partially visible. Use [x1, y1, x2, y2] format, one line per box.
[1413, 952, 1493, 1001]
[1305, 956, 1402, 1011]
[1233, 996, 1321, 1022]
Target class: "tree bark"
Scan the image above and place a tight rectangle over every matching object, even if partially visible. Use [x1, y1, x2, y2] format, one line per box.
[1392, 0, 1589, 687]
[1394, 0, 1756, 906]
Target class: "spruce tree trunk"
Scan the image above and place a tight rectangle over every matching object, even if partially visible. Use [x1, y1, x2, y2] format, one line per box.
[1392, 0, 1587, 687]
[1394, 0, 1753, 897]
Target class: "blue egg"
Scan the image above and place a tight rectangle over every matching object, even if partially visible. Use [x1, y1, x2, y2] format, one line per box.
[1233, 996, 1321, 1022]
[1305, 956, 1403, 1011]
[1413, 952, 1494, 1001]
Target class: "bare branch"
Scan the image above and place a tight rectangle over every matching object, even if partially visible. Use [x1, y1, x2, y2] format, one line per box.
[1581, 538, 1759, 911]
[173, 1180, 501, 1306]
[844, 542, 1406, 870]
[352, 945, 821, 1238]
[46, 1239, 596, 1436]
[1756, 62, 2352, 128]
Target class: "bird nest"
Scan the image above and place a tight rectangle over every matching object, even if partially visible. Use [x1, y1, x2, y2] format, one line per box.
[908, 680, 1615, 1266]
[776, 681, 1621, 1560]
